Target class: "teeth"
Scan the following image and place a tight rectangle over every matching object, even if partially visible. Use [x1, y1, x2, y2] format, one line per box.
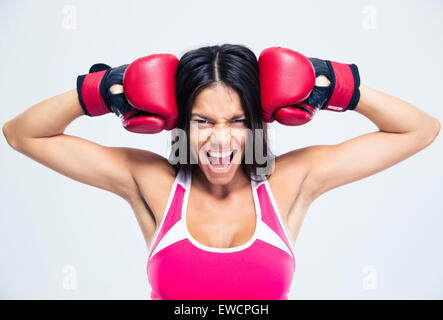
[207, 150, 233, 158]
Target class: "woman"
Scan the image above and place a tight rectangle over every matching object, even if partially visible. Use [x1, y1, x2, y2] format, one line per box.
[2, 44, 440, 300]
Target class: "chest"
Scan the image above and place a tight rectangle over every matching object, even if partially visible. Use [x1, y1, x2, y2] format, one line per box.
[185, 187, 258, 249]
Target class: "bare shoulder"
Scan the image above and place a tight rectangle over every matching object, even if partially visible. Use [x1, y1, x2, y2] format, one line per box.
[268, 145, 327, 216]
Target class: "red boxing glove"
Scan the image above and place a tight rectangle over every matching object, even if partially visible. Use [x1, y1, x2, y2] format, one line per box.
[77, 63, 165, 133]
[259, 47, 316, 126]
[123, 54, 179, 133]
[77, 63, 165, 134]
[259, 47, 361, 126]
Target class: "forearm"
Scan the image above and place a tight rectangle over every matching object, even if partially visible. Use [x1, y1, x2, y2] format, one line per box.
[354, 85, 440, 139]
[3, 89, 84, 145]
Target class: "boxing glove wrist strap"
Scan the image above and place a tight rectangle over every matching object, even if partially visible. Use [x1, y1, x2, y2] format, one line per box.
[322, 61, 361, 112]
[76, 64, 112, 117]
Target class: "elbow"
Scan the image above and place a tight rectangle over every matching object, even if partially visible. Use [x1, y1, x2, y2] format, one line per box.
[430, 117, 441, 142]
[2, 121, 21, 150]
[422, 117, 441, 147]
[410, 117, 441, 149]
[435, 117, 441, 135]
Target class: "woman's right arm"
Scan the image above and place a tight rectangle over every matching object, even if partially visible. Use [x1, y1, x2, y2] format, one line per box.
[2, 89, 164, 202]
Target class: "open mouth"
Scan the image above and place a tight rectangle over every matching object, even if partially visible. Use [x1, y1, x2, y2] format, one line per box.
[206, 150, 235, 164]
[205, 150, 237, 174]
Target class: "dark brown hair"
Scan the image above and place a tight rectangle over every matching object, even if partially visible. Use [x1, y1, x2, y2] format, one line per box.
[170, 44, 274, 181]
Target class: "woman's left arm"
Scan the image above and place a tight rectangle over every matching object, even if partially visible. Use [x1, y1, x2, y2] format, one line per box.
[301, 84, 441, 201]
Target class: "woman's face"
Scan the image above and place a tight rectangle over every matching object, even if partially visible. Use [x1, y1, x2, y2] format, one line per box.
[190, 83, 248, 185]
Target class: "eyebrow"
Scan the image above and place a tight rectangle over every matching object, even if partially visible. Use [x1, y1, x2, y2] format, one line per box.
[191, 113, 246, 121]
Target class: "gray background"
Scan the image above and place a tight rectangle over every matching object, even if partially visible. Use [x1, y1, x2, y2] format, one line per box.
[1, 0, 442, 299]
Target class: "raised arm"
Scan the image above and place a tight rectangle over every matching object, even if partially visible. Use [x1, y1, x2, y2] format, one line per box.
[260, 47, 440, 209]
[2, 55, 179, 203]
[2, 88, 143, 200]
[300, 85, 440, 200]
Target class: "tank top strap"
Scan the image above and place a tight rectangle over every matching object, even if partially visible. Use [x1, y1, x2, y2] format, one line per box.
[176, 168, 191, 189]
[251, 174, 295, 256]
[148, 169, 188, 259]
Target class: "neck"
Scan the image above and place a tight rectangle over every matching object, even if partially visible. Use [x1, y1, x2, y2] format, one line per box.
[192, 167, 250, 200]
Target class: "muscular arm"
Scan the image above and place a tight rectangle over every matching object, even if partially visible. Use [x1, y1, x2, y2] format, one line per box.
[3, 89, 140, 200]
[298, 85, 441, 201]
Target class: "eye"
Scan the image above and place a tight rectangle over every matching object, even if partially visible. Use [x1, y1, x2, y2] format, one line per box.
[232, 119, 247, 125]
[191, 119, 213, 128]
[191, 119, 208, 124]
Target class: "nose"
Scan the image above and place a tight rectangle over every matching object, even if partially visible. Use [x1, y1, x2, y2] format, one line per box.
[209, 126, 232, 151]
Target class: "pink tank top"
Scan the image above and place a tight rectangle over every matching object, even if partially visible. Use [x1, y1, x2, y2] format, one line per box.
[147, 169, 295, 300]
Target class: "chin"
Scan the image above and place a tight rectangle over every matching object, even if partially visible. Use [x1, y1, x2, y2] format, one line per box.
[200, 163, 241, 185]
